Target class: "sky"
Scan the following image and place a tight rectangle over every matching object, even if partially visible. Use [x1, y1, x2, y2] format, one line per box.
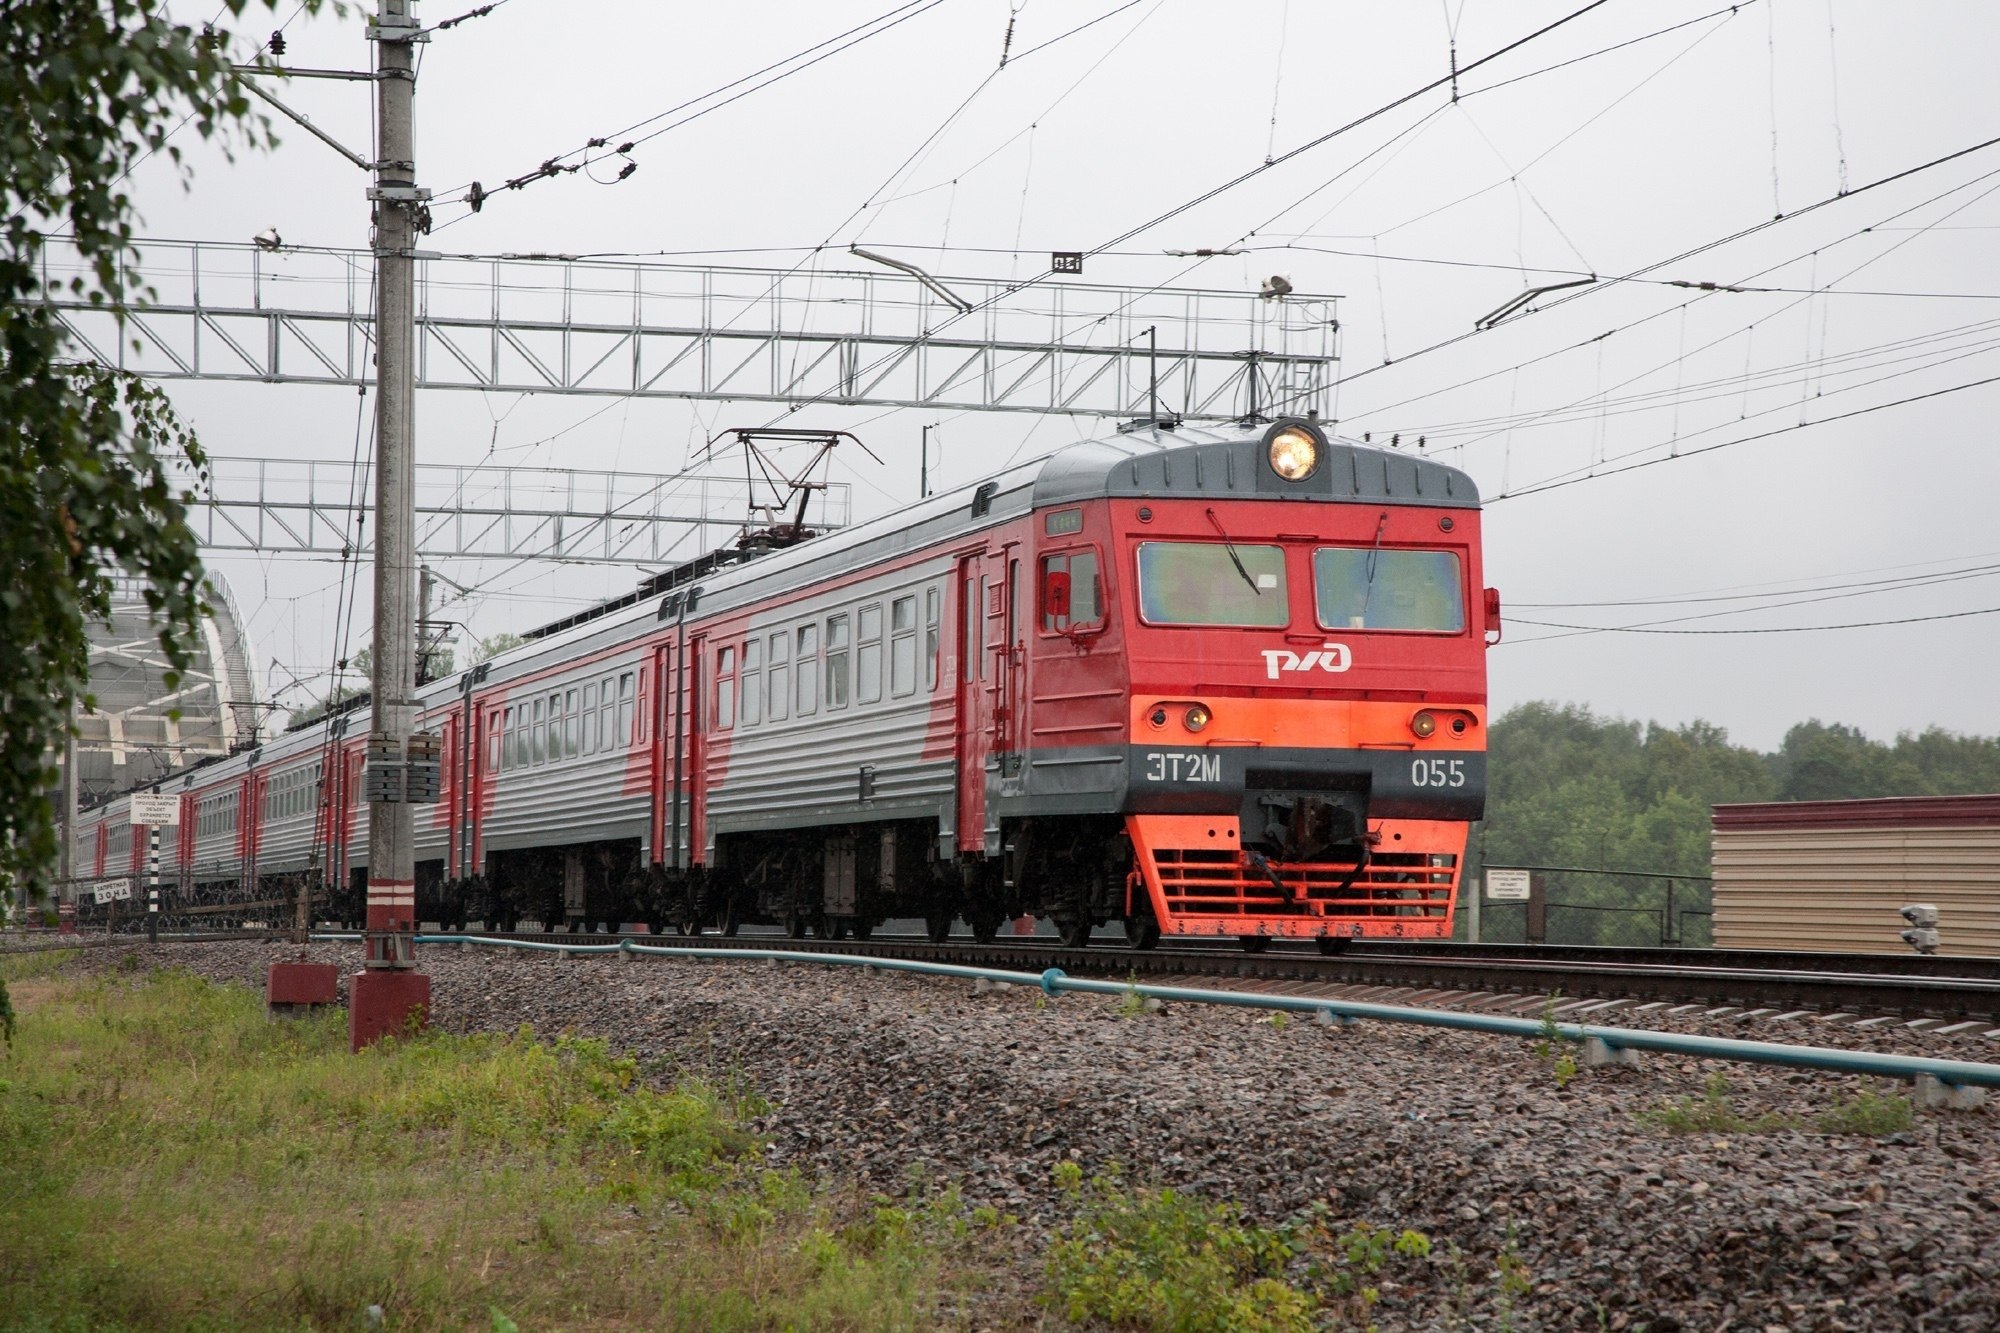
[117, 0, 2000, 752]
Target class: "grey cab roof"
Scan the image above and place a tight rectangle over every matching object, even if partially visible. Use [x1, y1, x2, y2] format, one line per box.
[1034, 420, 1480, 509]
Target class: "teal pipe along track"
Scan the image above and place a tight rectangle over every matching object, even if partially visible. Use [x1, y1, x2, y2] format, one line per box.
[314, 933, 2000, 1092]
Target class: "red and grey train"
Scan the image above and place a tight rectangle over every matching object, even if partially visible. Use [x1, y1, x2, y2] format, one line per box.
[71, 417, 1497, 950]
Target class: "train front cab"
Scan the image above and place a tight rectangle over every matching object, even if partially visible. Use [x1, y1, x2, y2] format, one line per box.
[1068, 420, 1492, 946]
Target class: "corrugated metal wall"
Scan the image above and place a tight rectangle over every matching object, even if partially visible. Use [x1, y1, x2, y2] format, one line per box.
[1713, 822, 2000, 955]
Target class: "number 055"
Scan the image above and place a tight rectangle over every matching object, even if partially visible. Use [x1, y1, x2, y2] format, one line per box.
[1410, 757, 1466, 788]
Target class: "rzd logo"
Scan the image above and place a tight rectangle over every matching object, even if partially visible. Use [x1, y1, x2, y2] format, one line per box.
[1260, 644, 1352, 680]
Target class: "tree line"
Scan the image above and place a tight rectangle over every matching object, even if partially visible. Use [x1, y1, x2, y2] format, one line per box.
[1467, 703, 2000, 946]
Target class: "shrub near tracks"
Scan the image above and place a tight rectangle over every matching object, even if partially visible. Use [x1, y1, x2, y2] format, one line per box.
[0, 965, 997, 1330]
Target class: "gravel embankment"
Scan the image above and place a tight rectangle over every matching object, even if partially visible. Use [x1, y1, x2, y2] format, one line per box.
[57, 941, 2000, 1331]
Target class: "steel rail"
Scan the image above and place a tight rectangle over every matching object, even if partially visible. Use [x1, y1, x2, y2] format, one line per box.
[348, 933, 2000, 1094]
[378, 928, 2000, 1021]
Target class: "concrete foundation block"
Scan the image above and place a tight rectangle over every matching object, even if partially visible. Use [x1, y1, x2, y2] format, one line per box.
[349, 969, 431, 1051]
[1583, 1035, 1640, 1069]
[267, 962, 339, 1019]
[1915, 1073, 1987, 1111]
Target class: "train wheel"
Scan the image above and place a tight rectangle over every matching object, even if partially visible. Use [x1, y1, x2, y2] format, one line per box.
[969, 911, 1001, 945]
[1122, 914, 1160, 950]
[924, 911, 952, 944]
[851, 920, 873, 942]
[1056, 917, 1092, 950]
[1316, 936, 1348, 956]
[1237, 935, 1270, 953]
[819, 916, 847, 941]
[784, 911, 808, 940]
[718, 894, 742, 937]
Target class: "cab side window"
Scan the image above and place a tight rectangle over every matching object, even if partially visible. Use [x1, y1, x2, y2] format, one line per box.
[1040, 549, 1103, 633]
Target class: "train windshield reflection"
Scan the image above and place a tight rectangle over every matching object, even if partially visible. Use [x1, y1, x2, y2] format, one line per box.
[1136, 541, 1289, 626]
[1313, 547, 1464, 632]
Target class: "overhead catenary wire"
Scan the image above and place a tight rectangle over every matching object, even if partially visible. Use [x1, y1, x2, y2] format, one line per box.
[1327, 131, 2000, 404]
[1488, 369, 2000, 502]
[1332, 157, 2000, 440]
[1508, 604, 2000, 637]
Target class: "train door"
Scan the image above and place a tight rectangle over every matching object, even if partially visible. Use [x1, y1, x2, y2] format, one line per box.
[649, 641, 681, 869]
[178, 791, 195, 892]
[442, 705, 472, 878]
[472, 704, 499, 876]
[241, 772, 264, 896]
[954, 554, 990, 854]
[688, 632, 712, 860]
[993, 542, 1026, 761]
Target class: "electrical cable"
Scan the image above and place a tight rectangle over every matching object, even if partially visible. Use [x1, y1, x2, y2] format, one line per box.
[1328, 132, 2000, 401]
[1332, 159, 2000, 435]
[1512, 547, 2000, 609]
[1083, 0, 1617, 257]
[1488, 369, 2000, 502]
[1508, 604, 2000, 636]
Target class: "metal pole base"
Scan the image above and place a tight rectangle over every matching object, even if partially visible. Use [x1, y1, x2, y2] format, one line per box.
[349, 967, 431, 1051]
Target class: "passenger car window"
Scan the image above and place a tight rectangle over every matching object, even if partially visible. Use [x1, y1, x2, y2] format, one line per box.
[890, 596, 917, 696]
[857, 603, 883, 705]
[825, 614, 850, 710]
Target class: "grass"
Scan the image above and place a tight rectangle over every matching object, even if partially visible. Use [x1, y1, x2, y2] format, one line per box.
[1637, 1072, 1915, 1137]
[1528, 991, 1579, 1088]
[1043, 1164, 1433, 1332]
[0, 964, 1000, 1330]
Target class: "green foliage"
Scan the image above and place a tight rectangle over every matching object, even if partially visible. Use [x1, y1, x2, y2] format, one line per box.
[1637, 1073, 1788, 1134]
[0, 968, 986, 1328]
[1640, 1073, 1916, 1138]
[1116, 982, 1149, 1019]
[1814, 1089, 1914, 1136]
[1476, 703, 2000, 946]
[472, 631, 526, 663]
[1532, 990, 1563, 1058]
[1045, 1178, 1317, 1332]
[1044, 1168, 1437, 1332]
[1530, 993, 1578, 1087]
[2, 0, 313, 895]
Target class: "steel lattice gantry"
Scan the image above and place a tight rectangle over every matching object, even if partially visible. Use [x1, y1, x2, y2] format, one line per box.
[194, 457, 852, 564]
[41, 239, 1339, 421]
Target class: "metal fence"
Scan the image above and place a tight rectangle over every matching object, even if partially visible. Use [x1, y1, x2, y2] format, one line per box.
[1469, 864, 1715, 948]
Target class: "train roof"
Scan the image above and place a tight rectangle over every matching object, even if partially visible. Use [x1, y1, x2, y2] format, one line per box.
[1036, 420, 1480, 509]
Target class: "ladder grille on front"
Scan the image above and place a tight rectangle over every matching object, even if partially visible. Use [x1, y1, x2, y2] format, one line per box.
[1152, 848, 1457, 919]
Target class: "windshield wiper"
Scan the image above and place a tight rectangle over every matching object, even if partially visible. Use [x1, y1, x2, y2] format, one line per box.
[1358, 510, 1389, 624]
[1204, 507, 1261, 595]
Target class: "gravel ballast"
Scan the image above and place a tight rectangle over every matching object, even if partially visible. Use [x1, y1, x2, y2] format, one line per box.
[54, 940, 2000, 1330]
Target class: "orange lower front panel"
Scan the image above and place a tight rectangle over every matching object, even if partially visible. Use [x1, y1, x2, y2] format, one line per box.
[1126, 814, 1464, 940]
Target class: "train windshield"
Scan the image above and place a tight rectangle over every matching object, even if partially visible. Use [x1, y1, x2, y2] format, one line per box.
[1313, 547, 1465, 632]
[1136, 541, 1289, 626]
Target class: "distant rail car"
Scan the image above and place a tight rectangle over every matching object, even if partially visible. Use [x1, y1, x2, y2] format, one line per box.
[1713, 795, 2000, 955]
[71, 418, 1498, 950]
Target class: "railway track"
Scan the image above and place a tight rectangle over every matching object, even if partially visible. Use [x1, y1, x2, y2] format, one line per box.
[422, 929, 2000, 1026]
[16, 925, 1998, 1026]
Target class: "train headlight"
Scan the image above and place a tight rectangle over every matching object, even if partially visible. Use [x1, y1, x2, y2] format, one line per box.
[1266, 424, 1320, 481]
[1184, 703, 1212, 732]
[1410, 710, 1437, 739]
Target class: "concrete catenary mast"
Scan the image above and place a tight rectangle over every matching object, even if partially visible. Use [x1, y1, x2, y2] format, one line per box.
[348, 0, 432, 1048]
